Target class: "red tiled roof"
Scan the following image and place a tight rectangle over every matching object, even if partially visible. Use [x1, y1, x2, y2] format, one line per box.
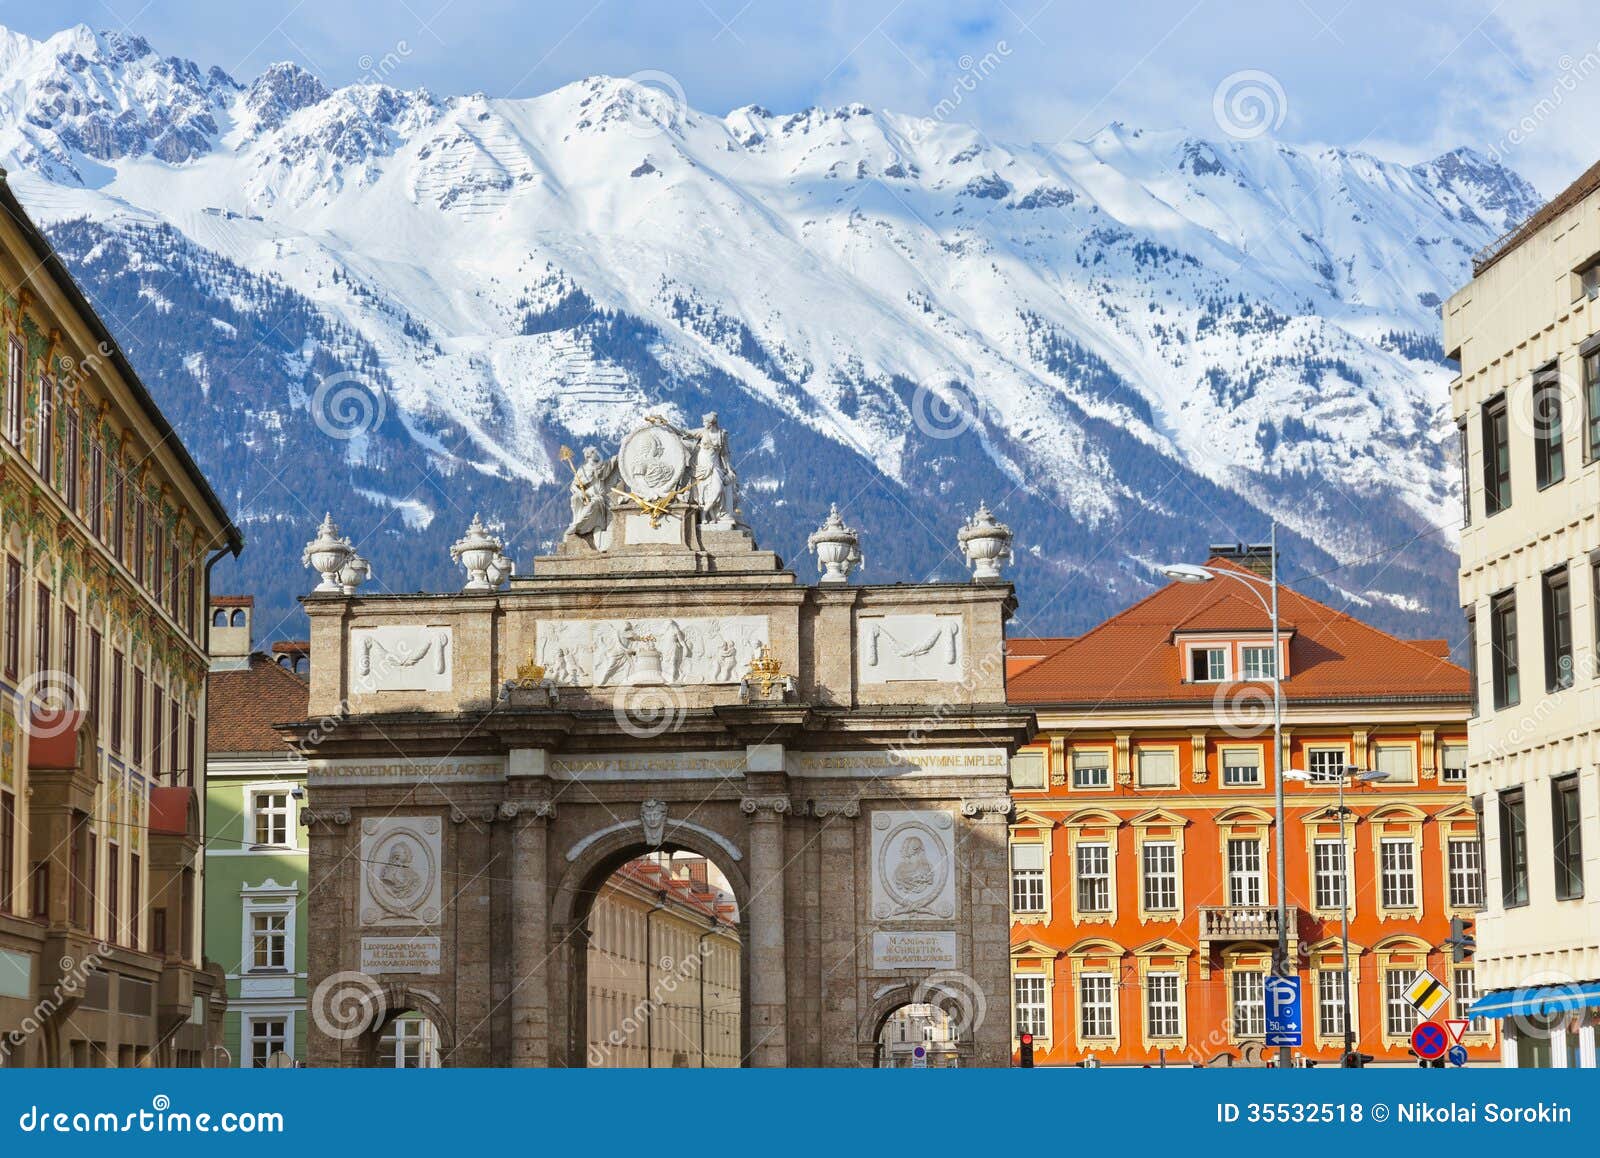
[1009, 558, 1469, 705]
[210, 595, 254, 608]
[611, 858, 740, 926]
[206, 653, 310, 753]
[1005, 636, 1075, 680]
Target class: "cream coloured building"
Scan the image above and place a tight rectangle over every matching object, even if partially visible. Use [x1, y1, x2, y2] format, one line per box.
[1445, 159, 1600, 1066]
[586, 853, 740, 1068]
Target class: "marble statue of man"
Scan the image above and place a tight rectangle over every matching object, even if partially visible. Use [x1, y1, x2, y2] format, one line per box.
[566, 447, 616, 539]
[668, 412, 738, 524]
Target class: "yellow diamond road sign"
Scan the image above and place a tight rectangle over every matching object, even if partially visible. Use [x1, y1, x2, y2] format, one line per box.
[1406, 971, 1450, 1018]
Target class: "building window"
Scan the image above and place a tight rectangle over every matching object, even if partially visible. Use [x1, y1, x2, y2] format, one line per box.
[0, 791, 14, 916]
[1013, 975, 1047, 1039]
[1231, 970, 1265, 1039]
[88, 441, 104, 538]
[1306, 747, 1347, 782]
[1071, 750, 1110, 789]
[1373, 744, 1416, 785]
[1079, 973, 1115, 1040]
[1221, 749, 1261, 787]
[1317, 970, 1347, 1039]
[1533, 372, 1565, 490]
[112, 466, 125, 564]
[382, 1016, 439, 1069]
[1075, 843, 1111, 913]
[1189, 647, 1226, 682]
[87, 630, 102, 729]
[106, 843, 120, 946]
[1010, 843, 1046, 914]
[1146, 972, 1181, 1039]
[1240, 645, 1276, 680]
[1141, 841, 1178, 912]
[62, 401, 80, 511]
[251, 911, 288, 971]
[1586, 262, 1600, 300]
[3, 338, 19, 446]
[1499, 789, 1529, 908]
[2, 556, 19, 680]
[1009, 751, 1045, 790]
[1542, 567, 1573, 692]
[1482, 394, 1511, 514]
[1379, 838, 1418, 909]
[110, 650, 124, 754]
[128, 853, 141, 952]
[254, 791, 293, 847]
[1440, 744, 1467, 784]
[1585, 349, 1600, 463]
[1313, 839, 1346, 911]
[134, 499, 146, 584]
[1552, 774, 1584, 901]
[131, 667, 144, 765]
[1490, 590, 1519, 709]
[1136, 749, 1176, 788]
[1448, 838, 1484, 909]
[1226, 838, 1263, 907]
[1465, 605, 1478, 717]
[1454, 967, 1486, 1033]
[248, 1018, 287, 1069]
[1457, 419, 1471, 526]
[62, 607, 77, 692]
[33, 583, 50, 676]
[1384, 969, 1420, 1037]
[34, 376, 52, 484]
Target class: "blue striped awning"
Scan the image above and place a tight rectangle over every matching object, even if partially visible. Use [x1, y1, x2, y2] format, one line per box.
[1470, 982, 1600, 1020]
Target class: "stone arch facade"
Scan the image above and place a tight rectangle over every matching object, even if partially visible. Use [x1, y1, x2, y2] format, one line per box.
[290, 465, 1034, 1067]
[550, 821, 753, 1067]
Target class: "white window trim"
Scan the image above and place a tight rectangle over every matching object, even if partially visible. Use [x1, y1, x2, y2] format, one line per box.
[1134, 745, 1179, 789]
[240, 878, 300, 977]
[243, 782, 302, 851]
[241, 1011, 295, 1069]
[1011, 969, 1052, 1044]
[1219, 744, 1264, 789]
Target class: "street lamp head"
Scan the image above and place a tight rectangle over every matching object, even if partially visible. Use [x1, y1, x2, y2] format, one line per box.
[1355, 769, 1389, 783]
[1282, 769, 1313, 783]
[1160, 563, 1215, 584]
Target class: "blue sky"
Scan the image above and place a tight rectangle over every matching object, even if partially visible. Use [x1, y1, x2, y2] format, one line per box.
[20, 0, 1600, 192]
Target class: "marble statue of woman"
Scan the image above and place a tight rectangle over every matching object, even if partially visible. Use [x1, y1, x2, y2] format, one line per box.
[668, 412, 738, 525]
[566, 447, 616, 539]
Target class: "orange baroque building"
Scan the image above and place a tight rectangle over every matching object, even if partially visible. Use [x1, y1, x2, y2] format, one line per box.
[1005, 548, 1494, 1067]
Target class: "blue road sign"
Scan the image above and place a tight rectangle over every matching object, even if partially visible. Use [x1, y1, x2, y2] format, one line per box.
[1264, 976, 1303, 1046]
[1448, 1044, 1468, 1067]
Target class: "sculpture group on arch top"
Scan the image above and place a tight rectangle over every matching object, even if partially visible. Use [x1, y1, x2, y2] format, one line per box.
[301, 410, 1016, 623]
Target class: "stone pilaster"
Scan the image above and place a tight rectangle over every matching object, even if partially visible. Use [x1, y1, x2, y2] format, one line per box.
[301, 806, 352, 1067]
[742, 789, 791, 1067]
[813, 796, 861, 1066]
[961, 796, 1013, 1068]
[504, 797, 555, 1066]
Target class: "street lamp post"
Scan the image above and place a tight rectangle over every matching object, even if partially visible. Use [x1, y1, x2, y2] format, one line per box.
[1163, 524, 1292, 1066]
[1286, 765, 1387, 1064]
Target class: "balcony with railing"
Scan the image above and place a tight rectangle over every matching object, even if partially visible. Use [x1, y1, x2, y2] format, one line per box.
[1198, 905, 1280, 943]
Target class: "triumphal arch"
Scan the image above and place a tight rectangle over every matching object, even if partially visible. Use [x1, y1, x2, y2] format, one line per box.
[288, 415, 1034, 1066]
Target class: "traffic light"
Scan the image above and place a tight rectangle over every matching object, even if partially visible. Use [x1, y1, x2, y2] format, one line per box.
[1341, 1052, 1373, 1068]
[1018, 1033, 1035, 1069]
[1447, 916, 1476, 963]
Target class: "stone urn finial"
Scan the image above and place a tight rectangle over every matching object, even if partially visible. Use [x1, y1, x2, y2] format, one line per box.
[450, 514, 505, 592]
[302, 513, 355, 594]
[338, 552, 371, 596]
[807, 503, 863, 584]
[485, 549, 515, 589]
[957, 501, 1013, 581]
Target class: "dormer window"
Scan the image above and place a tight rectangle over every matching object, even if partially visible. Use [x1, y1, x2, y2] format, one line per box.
[1190, 647, 1227, 682]
[1241, 645, 1276, 680]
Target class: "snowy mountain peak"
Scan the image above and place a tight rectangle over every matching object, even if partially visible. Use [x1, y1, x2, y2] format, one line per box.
[5, 23, 1543, 643]
[244, 61, 331, 133]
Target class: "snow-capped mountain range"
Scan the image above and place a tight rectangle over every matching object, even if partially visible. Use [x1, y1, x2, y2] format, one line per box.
[6, 24, 1543, 643]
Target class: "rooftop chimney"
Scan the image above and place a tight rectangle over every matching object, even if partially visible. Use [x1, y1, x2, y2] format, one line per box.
[272, 640, 311, 678]
[209, 596, 254, 671]
[1208, 542, 1275, 580]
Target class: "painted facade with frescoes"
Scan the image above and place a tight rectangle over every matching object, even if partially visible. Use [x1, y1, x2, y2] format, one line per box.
[0, 176, 239, 1067]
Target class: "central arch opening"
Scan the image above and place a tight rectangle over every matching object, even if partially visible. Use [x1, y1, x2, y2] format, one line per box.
[584, 850, 742, 1068]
